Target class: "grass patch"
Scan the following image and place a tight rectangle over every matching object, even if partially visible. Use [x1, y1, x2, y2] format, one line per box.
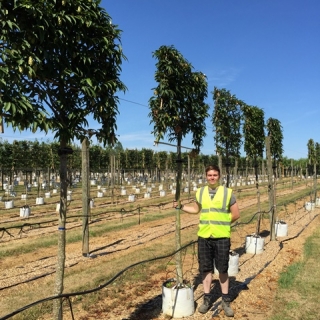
[278, 261, 304, 288]
[268, 226, 320, 320]
[0, 209, 176, 259]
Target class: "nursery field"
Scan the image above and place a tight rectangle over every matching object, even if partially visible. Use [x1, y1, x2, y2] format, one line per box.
[0, 177, 319, 320]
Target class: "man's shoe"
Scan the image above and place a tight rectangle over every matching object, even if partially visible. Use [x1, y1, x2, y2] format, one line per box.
[221, 299, 234, 317]
[198, 294, 211, 314]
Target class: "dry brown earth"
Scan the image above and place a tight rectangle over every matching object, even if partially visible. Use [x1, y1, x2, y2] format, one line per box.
[0, 184, 319, 320]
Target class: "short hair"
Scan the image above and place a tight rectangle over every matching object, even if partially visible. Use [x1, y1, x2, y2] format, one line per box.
[205, 165, 220, 176]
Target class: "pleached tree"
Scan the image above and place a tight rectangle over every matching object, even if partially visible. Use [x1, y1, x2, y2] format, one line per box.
[0, 1, 126, 318]
[149, 45, 209, 284]
[212, 87, 242, 187]
[242, 104, 265, 234]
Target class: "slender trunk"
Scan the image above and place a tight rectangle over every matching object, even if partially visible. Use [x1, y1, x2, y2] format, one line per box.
[218, 154, 223, 185]
[291, 159, 294, 190]
[255, 157, 262, 235]
[175, 134, 183, 284]
[53, 140, 69, 319]
[266, 137, 276, 241]
[314, 163, 317, 202]
[245, 161, 248, 186]
[82, 138, 90, 256]
[187, 155, 190, 198]
[234, 158, 238, 192]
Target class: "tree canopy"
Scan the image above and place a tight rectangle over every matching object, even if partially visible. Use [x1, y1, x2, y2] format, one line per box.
[149, 45, 209, 152]
[242, 104, 265, 159]
[0, 0, 126, 144]
[266, 117, 283, 161]
[212, 87, 242, 158]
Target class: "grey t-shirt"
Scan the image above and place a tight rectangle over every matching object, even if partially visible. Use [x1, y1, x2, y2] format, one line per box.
[207, 186, 236, 207]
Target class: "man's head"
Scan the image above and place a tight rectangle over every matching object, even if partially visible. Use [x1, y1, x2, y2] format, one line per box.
[205, 165, 220, 176]
[205, 165, 220, 188]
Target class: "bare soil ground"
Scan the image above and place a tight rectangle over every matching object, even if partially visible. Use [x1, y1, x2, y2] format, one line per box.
[0, 184, 319, 320]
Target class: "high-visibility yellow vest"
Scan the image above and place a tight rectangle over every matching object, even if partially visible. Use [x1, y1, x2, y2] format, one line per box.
[196, 185, 232, 238]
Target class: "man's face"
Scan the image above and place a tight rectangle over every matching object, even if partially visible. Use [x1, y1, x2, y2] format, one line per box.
[206, 169, 220, 186]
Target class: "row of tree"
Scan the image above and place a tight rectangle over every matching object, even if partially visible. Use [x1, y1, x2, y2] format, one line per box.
[0, 1, 318, 317]
[0, 139, 316, 178]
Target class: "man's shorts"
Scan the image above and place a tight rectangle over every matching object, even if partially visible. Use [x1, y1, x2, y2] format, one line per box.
[198, 236, 230, 275]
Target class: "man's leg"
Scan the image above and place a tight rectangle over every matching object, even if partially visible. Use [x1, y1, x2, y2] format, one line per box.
[203, 271, 212, 293]
[216, 238, 234, 317]
[219, 273, 234, 317]
[219, 272, 229, 294]
[198, 237, 214, 314]
[198, 272, 212, 314]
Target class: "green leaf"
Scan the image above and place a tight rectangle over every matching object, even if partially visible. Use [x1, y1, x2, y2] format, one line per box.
[85, 78, 93, 87]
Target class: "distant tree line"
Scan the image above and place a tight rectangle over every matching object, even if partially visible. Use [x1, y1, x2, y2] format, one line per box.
[0, 138, 315, 181]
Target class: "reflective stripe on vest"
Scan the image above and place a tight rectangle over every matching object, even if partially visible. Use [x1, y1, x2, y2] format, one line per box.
[197, 185, 232, 238]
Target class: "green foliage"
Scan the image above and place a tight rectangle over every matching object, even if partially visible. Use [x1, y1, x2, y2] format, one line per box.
[0, 0, 126, 145]
[149, 45, 209, 152]
[212, 87, 242, 158]
[242, 104, 265, 159]
[266, 117, 283, 161]
[307, 138, 316, 165]
[315, 142, 320, 165]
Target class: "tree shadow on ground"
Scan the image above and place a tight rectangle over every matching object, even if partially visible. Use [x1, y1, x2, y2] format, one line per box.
[125, 276, 250, 319]
[124, 293, 162, 320]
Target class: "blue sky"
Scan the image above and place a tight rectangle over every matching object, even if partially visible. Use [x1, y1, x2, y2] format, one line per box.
[2, 0, 319, 160]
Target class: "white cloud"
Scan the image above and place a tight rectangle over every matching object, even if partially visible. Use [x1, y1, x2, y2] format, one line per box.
[206, 67, 242, 87]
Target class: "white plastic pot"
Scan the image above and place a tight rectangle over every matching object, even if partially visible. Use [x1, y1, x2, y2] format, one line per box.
[245, 235, 264, 254]
[128, 194, 135, 202]
[162, 279, 194, 318]
[36, 197, 44, 205]
[20, 206, 30, 218]
[4, 200, 14, 209]
[160, 190, 166, 197]
[305, 202, 315, 211]
[275, 221, 288, 237]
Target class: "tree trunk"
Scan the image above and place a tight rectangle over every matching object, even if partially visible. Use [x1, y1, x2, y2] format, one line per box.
[254, 157, 262, 235]
[187, 155, 191, 197]
[245, 161, 249, 186]
[314, 163, 317, 202]
[291, 159, 294, 190]
[82, 138, 90, 257]
[218, 154, 223, 185]
[53, 140, 69, 320]
[175, 134, 183, 284]
[0, 116, 3, 133]
[234, 158, 238, 192]
[266, 137, 276, 241]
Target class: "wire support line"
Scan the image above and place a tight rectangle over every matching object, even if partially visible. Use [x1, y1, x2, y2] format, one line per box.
[0, 240, 197, 320]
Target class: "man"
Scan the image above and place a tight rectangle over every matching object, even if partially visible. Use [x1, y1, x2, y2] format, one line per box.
[175, 165, 240, 317]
